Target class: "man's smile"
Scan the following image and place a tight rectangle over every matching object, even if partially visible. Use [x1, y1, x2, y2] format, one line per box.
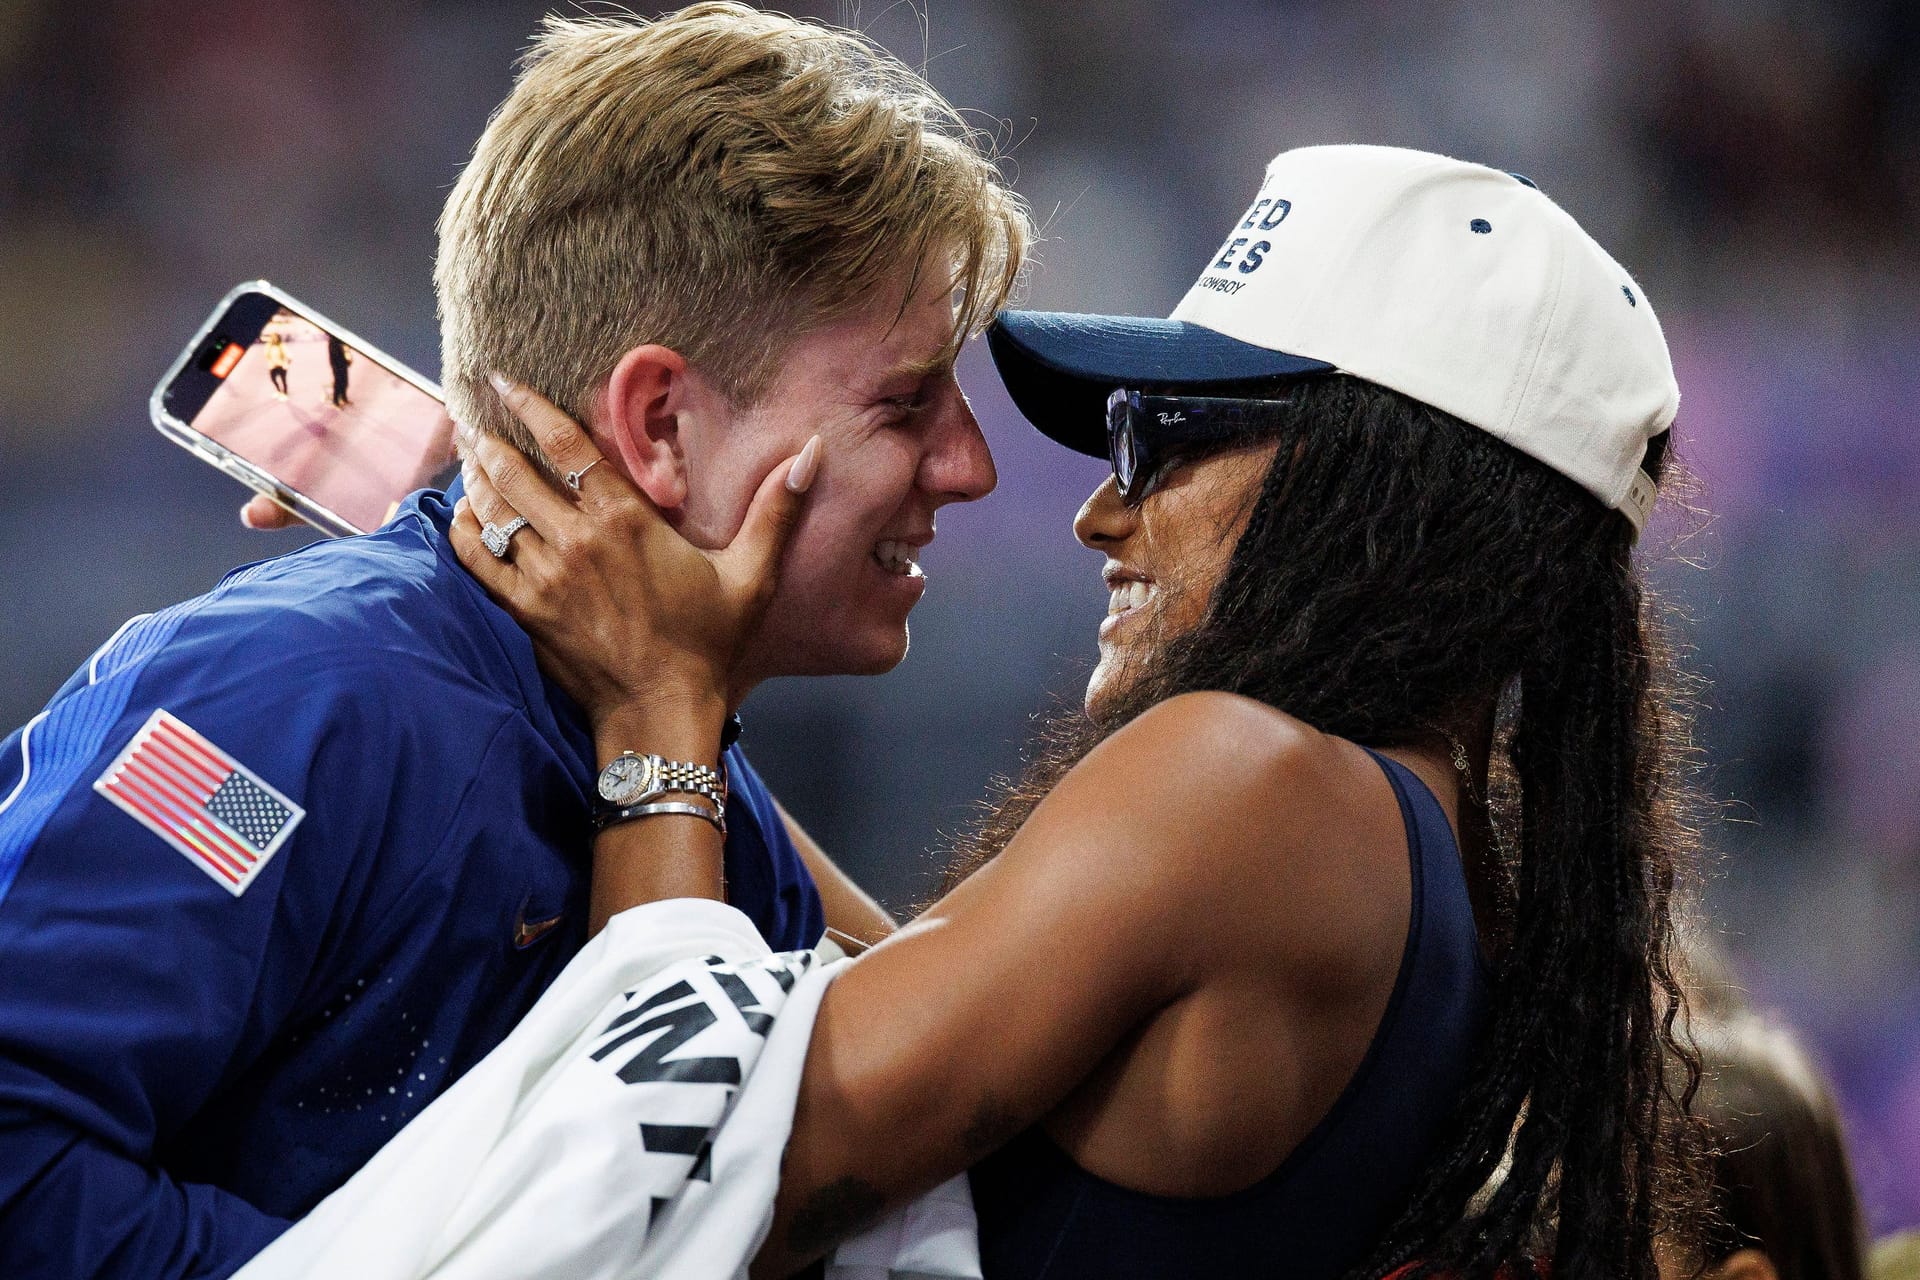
[872, 539, 926, 578]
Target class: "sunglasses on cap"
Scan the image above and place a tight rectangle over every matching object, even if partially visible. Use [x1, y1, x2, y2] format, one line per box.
[1104, 389, 1294, 505]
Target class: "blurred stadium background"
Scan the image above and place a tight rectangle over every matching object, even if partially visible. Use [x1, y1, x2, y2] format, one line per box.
[1, 0, 1915, 1233]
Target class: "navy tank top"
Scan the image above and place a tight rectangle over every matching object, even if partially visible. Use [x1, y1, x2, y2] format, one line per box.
[970, 749, 1490, 1279]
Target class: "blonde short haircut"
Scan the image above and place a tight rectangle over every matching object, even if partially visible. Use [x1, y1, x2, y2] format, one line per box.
[436, 3, 1030, 467]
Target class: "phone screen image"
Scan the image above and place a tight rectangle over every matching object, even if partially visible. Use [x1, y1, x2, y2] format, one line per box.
[189, 306, 453, 533]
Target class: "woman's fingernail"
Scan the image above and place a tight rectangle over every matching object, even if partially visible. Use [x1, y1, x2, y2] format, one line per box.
[786, 435, 821, 494]
[453, 496, 469, 517]
[487, 371, 515, 399]
[240, 504, 257, 529]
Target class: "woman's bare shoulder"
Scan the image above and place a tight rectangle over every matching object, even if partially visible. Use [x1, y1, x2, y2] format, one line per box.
[1078, 690, 1341, 828]
[1120, 688, 1319, 744]
[1058, 691, 1412, 978]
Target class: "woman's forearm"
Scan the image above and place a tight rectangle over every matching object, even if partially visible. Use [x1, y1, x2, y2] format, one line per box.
[587, 697, 730, 934]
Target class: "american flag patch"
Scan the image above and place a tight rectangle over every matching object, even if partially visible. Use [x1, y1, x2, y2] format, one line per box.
[92, 710, 304, 896]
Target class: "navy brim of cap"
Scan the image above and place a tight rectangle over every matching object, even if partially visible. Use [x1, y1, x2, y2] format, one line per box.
[987, 311, 1335, 459]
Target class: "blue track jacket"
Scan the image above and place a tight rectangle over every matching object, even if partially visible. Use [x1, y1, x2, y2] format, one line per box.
[0, 487, 824, 1278]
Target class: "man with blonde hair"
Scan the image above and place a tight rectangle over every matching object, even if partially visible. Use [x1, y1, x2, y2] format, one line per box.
[0, 6, 1027, 1275]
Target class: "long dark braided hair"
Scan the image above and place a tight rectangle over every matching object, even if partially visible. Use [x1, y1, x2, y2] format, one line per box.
[943, 374, 1706, 1278]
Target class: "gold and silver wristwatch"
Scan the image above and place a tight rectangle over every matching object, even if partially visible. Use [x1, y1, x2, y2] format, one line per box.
[592, 752, 728, 834]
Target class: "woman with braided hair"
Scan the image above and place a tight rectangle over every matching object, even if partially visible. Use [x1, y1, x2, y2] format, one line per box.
[450, 145, 1708, 1278]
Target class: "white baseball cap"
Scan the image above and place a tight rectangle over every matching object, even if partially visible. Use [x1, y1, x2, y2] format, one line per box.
[989, 144, 1677, 532]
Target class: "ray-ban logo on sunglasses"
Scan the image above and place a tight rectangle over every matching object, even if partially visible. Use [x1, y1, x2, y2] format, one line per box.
[1156, 411, 1187, 426]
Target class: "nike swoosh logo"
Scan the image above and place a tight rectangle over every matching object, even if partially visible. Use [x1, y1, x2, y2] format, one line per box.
[513, 909, 566, 950]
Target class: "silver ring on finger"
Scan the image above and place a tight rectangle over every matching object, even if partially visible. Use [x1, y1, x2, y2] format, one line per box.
[564, 457, 604, 493]
[480, 515, 530, 559]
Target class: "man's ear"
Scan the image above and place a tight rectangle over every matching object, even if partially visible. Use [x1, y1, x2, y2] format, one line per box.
[602, 344, 701, 511]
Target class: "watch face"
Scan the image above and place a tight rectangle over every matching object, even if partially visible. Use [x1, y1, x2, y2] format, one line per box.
[597, 754, 655, 806]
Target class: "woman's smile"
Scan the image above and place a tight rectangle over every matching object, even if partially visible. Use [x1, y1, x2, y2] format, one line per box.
[1101, 565, 1157, 641]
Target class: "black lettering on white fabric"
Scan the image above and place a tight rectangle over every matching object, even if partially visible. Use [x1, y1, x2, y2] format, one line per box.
[606, 999, 744, 1086]
[640, 1122, 711, 1156]
[599, 978, 696, 1037]
[586, 950, 823, 1242]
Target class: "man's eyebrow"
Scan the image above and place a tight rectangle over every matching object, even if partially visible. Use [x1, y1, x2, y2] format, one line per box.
[866, 352, 954, 390]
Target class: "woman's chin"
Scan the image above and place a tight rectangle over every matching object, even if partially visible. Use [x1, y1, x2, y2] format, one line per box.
[1085, 619, 1175, 721]
[1082, 656, 1131, 721]
[1082, 678, 1109, 720]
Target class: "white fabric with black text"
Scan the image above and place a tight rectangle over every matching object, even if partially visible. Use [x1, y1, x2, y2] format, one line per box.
[233, 897, 981, 1280]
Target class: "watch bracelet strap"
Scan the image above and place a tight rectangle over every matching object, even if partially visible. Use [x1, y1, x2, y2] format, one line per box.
[593, 798, 726, 836]
[655, 758, 728, 804]
[654, 773, 727, 812]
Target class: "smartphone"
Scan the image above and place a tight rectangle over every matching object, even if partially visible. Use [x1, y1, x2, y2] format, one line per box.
[151, 281, 456, 538]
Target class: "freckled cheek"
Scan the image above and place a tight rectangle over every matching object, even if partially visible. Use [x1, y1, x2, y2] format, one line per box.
[817, 460, 918, 537]
[779, 492, 890, 581]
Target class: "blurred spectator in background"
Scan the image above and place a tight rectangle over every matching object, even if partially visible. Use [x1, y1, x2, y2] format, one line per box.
[1874, 1231, 1920, 1280]
[1672, 1014, 1868, 1280]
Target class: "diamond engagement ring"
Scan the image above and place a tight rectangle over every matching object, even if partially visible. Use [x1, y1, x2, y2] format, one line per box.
[480, 516, 530, 559]
[564, 458, 604, 492]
